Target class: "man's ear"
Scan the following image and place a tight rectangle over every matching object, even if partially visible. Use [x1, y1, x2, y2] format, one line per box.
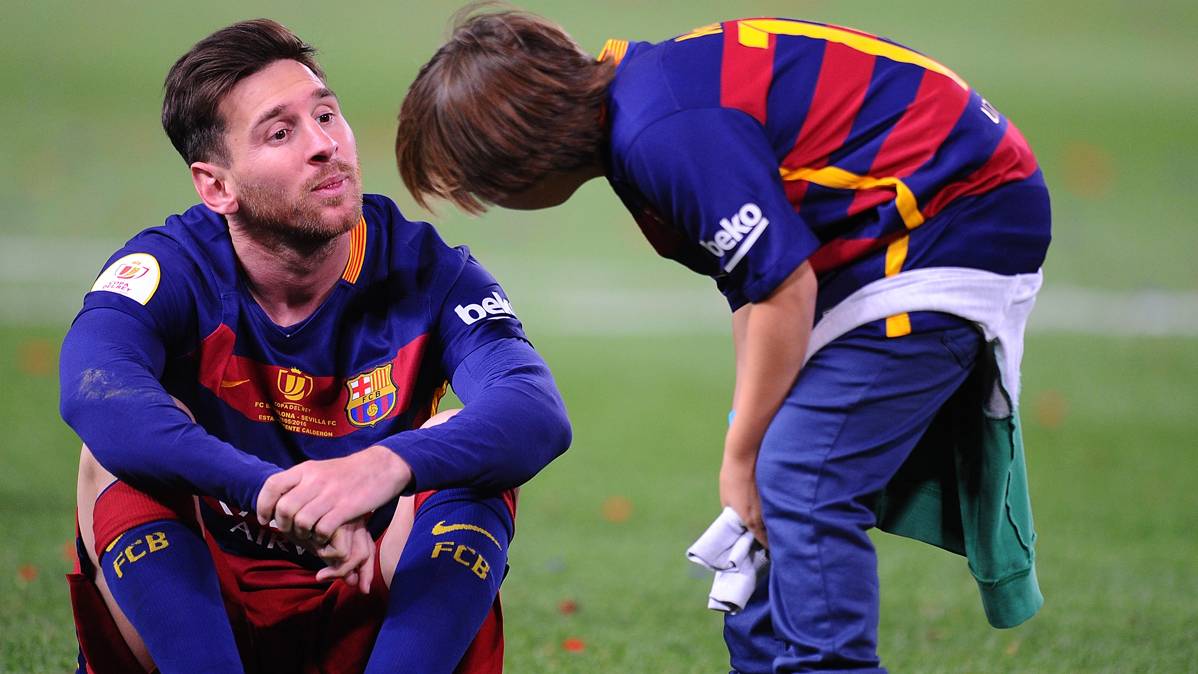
[190, 161, 238, 215]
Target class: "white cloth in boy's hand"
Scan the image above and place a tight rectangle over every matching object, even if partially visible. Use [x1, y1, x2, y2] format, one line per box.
[708, 542, 768, 613]
[687, 507, 770, 614]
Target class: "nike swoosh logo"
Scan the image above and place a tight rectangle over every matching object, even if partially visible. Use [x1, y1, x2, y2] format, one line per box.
[431, 520, 501, 549]
[220, 379, 251, 388]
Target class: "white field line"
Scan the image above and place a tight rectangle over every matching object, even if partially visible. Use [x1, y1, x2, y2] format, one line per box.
[1, 238, 1195, 337]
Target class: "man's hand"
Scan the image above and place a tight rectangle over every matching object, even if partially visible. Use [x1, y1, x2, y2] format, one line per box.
[308, 517, 375, 594]
[256, 445, 412, 544]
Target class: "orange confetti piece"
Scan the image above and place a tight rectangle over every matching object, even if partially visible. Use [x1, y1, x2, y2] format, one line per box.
[1060, 141, 1114, 200]
[558, 599, 578, 615]
[562, 637, 585, 652]
[18, 564, 38, 582]
[1033, 389, 1068, 429]
[601, 496, 633, 523]
[18, 338, 55, 377]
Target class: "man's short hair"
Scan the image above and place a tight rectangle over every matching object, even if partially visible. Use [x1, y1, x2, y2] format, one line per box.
[162, 18, 325, 165]
[395, 9, 615, 214]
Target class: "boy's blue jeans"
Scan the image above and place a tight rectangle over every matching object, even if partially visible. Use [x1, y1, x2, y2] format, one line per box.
[725, 317, 983, 674]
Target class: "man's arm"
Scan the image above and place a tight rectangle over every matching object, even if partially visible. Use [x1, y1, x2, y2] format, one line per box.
[258, 338, 571, 543]
[60, 306, 283, 510]
[721, 262, 817, 546]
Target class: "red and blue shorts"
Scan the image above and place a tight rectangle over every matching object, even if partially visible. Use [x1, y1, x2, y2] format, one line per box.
[68, 481, 511, 674]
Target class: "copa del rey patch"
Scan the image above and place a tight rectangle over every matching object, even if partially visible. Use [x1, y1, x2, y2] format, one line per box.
[91, 253, 161, 305]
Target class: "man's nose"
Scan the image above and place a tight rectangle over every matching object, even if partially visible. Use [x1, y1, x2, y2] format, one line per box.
[306, 119, 338, 162]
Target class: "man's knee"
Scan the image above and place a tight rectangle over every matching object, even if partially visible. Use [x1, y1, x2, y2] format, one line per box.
[422, 407, 461, 428]
[380, 495, 416, 588]
[77, 444, 120, 575]
[380, 409, 467, 586]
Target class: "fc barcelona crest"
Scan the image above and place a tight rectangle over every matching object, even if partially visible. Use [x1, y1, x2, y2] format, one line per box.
[345, 363, 397, 427]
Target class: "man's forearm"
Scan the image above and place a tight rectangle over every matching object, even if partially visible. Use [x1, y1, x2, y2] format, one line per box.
[377, 339, 572, 492]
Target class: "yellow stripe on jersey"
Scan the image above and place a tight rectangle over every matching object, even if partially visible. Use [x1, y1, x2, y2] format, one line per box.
[886, 312, 913, 337]
[737, 19, 968, 90]
[737, 22, 771, 49]
[884, 237, 913, 336]
[340, 216, 367, 284]
[884, 234, 910, 277]
[674, 23, 723, 42]
[779, 166, 926, 230]
[781, 164, 921, 337]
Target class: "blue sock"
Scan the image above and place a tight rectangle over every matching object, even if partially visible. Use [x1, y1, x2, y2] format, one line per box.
[365, 489, 513, 674]
[100, 520, 244, 674]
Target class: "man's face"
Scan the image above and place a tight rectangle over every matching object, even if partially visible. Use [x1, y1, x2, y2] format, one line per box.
[217, 59, 362, 244]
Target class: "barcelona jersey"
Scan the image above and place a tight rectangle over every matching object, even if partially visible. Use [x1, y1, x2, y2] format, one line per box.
[600, 18, 1051, 335]
[73, 194, 528, 566]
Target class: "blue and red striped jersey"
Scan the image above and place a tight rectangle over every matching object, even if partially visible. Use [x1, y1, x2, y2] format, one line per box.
[601, 18, 1051, 333]
[73, 194, 530, 565]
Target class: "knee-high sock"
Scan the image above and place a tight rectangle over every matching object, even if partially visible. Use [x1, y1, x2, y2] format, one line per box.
[365, 488, 513, 674]
[100, 520, 243, 674]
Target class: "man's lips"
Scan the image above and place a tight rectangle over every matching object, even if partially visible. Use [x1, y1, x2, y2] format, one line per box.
[312, 174, 348, 192]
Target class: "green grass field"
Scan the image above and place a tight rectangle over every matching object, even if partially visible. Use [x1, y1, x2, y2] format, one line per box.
[2, 1, 1196, 672]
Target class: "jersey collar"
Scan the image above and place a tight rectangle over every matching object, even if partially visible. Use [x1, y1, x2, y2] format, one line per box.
[340, 215, 367, 284]
[596, 38, 630, 65]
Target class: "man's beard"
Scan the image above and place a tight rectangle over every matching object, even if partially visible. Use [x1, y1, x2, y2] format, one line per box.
[235, 161, 363, 251]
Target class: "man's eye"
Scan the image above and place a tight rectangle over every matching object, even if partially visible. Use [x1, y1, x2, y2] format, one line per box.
[271, 129, 289, 141]
[317, 113, 334, 124]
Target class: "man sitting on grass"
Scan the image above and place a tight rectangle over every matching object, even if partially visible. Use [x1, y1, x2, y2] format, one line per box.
[61, 18, 570, 674]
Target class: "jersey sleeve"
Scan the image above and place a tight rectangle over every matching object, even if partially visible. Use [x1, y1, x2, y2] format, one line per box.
[61, 236, 282, 510]
[78, 232, 198, 343]
[621, 107, 822, 309]
[434, 250, 530, 374]
[377, 337, 571, 494]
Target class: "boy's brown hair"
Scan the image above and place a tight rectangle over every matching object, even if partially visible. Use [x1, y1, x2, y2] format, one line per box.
[163, 19, 325, 165]
[396, 8, 614, 214]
